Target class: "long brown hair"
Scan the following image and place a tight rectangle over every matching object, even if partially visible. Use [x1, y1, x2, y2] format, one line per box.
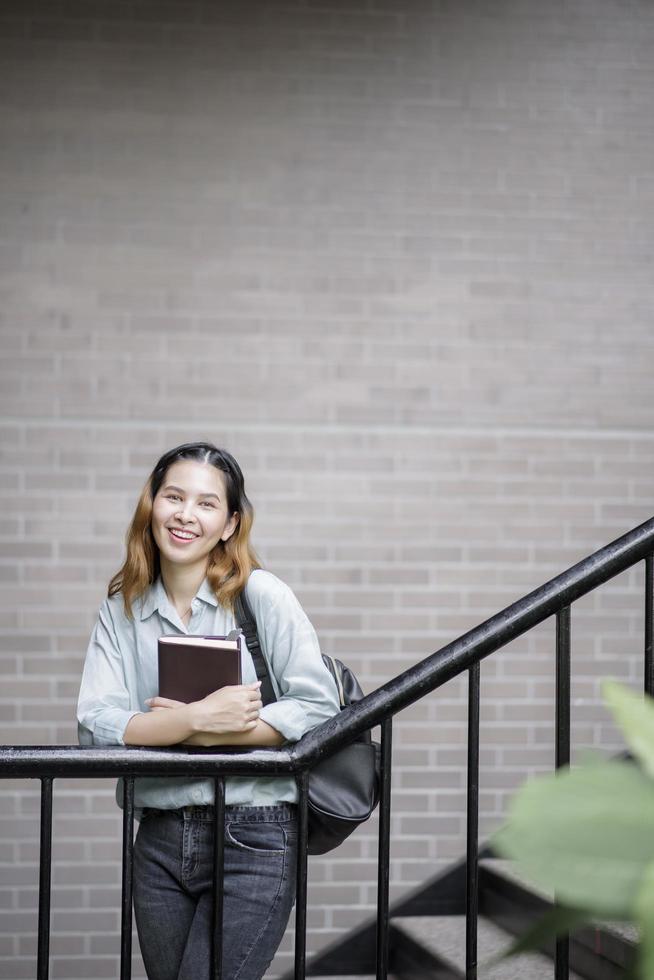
[108, 443, 260, 618]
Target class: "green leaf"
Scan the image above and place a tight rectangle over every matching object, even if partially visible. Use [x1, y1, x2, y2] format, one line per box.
[602, 680, 654, 779]
[634, 862, 654, 980]
[493, 758, 654, 917]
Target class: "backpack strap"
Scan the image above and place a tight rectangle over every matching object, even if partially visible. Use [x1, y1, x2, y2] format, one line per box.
[234, 589, 277, 707]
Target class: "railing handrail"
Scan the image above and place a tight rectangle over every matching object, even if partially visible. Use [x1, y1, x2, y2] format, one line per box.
[2, 515, 653, 780]
[293, 513, 654, 761]
[0, 743, 296, 778]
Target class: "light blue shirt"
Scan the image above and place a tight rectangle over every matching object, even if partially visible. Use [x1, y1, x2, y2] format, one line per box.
[77, 569, 340, 809]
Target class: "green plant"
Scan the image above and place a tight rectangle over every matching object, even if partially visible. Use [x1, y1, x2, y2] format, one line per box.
[493, 681, 654, 979]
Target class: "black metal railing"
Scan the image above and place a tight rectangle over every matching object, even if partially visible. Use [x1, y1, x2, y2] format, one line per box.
[2, 515, 654, 980]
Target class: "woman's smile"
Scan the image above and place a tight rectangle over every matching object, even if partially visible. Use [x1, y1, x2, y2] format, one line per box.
[167, 527, 199, 543]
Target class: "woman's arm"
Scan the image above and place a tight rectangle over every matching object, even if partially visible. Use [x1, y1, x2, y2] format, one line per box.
[78, 601, 141, 747]
[80, 600, 272, 749]
[246, 573, 341, 743]
[123, 703, 196, 746]
[183, 720, 285, 748]
[124, 682, 264, 747]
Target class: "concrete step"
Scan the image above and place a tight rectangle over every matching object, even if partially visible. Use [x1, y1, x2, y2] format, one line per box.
[392, 915, 585, 979]
[481, 858, 640, 947]
[480, 857, 553, 902]
[600, 922, 639, 945]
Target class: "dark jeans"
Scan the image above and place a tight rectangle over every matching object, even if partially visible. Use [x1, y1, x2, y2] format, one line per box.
[133, 804, 297, 980]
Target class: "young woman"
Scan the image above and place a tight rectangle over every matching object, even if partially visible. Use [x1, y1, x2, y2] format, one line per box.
[77, 442, 340, 980]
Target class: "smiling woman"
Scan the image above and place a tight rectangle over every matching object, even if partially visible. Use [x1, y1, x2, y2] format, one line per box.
[106, 444, 259, 622]
[150, 461, 239, 589]
[76, 442, 341, 980]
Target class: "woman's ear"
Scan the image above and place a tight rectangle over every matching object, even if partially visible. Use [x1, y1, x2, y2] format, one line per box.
[221, 512, 239, 542]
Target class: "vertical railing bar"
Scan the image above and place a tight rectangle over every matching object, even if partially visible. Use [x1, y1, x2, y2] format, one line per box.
[555, 606, 571, 980]
[465, 662, 480, 980]
[645, 555, 654, 696]
[376, 717, 393, 980]
[294, 770, 309, 980]
[120, 776, 135, 980]
[556, 606, 571, 771]
[37, 776, 53, 980]
[212, 777, 226, 980]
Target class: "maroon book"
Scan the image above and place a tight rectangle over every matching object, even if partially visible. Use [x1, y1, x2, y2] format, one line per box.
[158, 634, 242, 704]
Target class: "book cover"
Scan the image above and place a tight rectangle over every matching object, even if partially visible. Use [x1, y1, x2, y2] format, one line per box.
[158, 633, 242, 704]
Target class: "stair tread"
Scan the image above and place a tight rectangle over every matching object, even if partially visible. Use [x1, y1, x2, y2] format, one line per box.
[392, 915, 586, 979]
[481, 859, 640, 944]
[595, 921, 639, 944]
[480, 857, 553, 901]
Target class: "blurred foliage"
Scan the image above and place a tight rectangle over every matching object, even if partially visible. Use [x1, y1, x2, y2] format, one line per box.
[494, 681, 653, 978]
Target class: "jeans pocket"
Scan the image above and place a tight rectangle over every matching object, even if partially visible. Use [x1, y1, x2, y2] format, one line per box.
[226, 820, 286, 855]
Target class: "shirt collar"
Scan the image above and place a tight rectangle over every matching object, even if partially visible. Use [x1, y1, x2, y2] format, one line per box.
[139, 577, 218, 621]
[196, 578, 219, 608]
[139, 578, 167, 621]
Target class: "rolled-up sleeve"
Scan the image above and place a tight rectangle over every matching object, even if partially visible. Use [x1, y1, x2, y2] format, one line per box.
[250, 574, 340, 743]
[77, 600, 139, 746]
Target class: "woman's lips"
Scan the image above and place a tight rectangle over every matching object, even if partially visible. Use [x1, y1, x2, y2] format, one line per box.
[168, 528, 198, 543]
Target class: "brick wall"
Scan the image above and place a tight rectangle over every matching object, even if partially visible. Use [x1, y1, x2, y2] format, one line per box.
[1, 0, 653, 977]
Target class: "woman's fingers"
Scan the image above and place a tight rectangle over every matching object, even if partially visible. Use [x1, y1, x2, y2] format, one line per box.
[205, 681, 261, 699]
[246, 688, 262, 722]
[187, 681, 265, 733]
[145, 696, 185, 709]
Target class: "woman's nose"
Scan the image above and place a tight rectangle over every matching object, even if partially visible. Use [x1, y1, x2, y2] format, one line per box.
[175, 502, 196, 523]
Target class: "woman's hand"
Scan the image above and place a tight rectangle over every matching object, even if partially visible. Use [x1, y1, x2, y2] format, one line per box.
[146, 681, 263, 735]
[145, 696, 185, 710]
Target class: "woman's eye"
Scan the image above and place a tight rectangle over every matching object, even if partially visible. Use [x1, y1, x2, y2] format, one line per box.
[201, 501, 216, 509]
[166, 494, 181, 502]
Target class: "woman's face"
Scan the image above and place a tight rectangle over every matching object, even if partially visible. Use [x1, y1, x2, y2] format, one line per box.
[151, 460, 238, 571]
